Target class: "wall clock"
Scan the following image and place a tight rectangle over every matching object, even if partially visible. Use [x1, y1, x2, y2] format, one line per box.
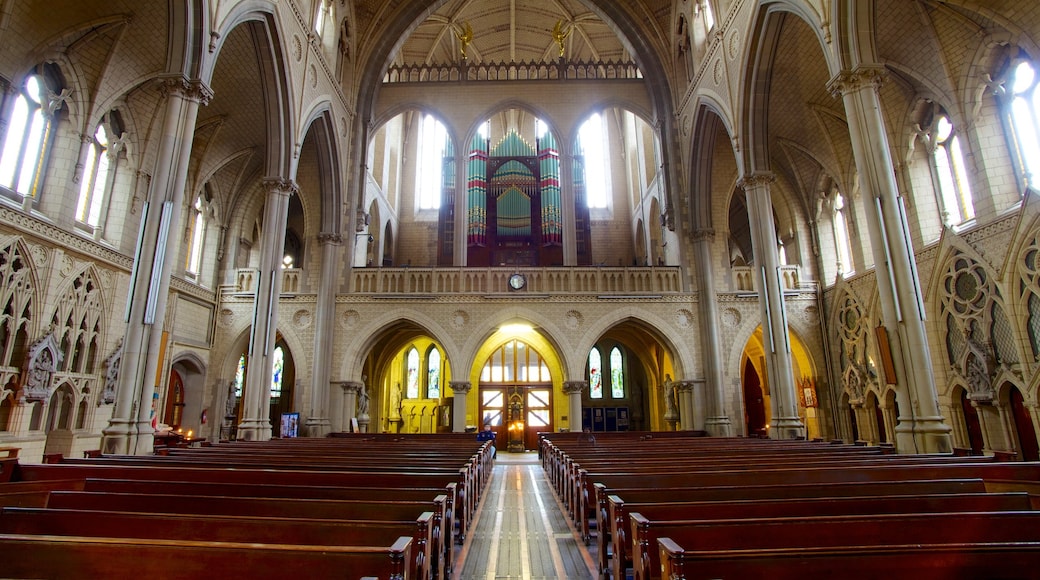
[508, 273, 527, 291]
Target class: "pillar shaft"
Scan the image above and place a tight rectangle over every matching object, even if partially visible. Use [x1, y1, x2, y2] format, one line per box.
[692, 229, 732, 436]
[102, 76, 210, 454]
[739, 174, 804, 439]
[829, 66, 951, 453]
[450, 381, 472, 432]
[563, 381, 586, 432]
[237, 179, 298, 441]
[305, 233, 342, 436]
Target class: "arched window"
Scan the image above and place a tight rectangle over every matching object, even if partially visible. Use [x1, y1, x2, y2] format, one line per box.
[933, 113, 975, 226]
[609, 346, 625, 398]
[588, 347, 603, 399]
[405, 347, 420, 398]
[314, 0, 331, 35]
[270, 346, 284, 400]
[427, 347, 441, 399]
[833, 191, 854, 276]
[75, 112, 123, 229]
[699, 0, 716, 31]
[578, 114, 611, 209]
[186, 195, 206, 276]
[233, 354, 246, 397]
[416, 114, 447, 210]
[0, 66, 63, 200]
[1008, 59, 1040, 189]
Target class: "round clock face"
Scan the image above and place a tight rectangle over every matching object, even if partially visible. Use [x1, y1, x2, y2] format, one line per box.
[509, 273, 526, 290]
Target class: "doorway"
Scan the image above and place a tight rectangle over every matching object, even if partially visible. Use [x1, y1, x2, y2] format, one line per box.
[1009, 386, 1039, 461]
[476, 338, 554, 452]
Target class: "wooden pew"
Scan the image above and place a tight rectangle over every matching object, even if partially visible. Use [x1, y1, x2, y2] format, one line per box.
[0, 507, 433, 580]
[40, 490, 444, 579]
[575, 460, 1040, 544]
[658, 537, 1040, 580]
[591, 477, 990, 577]
[639, 511, 1040, 580]
[609, 491, 1033, 580]
[76, 478, 455, 579]
[14, 461, 470, 540]
[0, 533, 414, 579]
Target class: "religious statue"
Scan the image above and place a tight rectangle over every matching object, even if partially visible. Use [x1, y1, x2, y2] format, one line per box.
[357, 385, 370, 418]
[662, 375, 679, 429]
[225, 379, 238, 418]
[454, 21, 473, 60]
[551, 19, 572, 58]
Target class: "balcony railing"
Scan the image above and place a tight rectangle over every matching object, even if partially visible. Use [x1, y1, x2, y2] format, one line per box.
[383, 59, 642, 84]
[351, 267, 682, 296]
[234, 268, 302, 294]
[732, 265, 807, 293]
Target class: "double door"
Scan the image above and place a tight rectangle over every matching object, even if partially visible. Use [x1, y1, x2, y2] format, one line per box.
[479, 385, 552, 451]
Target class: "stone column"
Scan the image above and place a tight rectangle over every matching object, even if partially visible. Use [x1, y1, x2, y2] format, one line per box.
[102, 76, 211, 455]
[450, 381, 471, 432]
[340, 381, 362, 432]
[305, 232, 342, 437]
[739, 173, 805, 440]
[237, 178, 298, 441]
[692, 228, 732, 436]
[828, 66, 951, 453]
[675, 380, 696, 431]
[563, 381, 586, 432]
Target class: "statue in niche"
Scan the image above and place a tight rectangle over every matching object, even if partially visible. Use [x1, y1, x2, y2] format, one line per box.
[21, 330, 63, 403]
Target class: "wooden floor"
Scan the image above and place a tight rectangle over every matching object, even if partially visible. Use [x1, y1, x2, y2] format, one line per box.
[453, 451, 597, 580]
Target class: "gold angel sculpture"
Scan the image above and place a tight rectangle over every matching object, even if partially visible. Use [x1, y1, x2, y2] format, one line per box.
[455, 21, 473, 60]
[552, 19, 572, 57]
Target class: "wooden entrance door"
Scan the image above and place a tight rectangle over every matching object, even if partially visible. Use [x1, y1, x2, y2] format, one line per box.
[479, 384, 552, 452]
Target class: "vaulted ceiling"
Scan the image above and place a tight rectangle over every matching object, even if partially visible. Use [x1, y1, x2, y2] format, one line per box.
[390, 0, 635, 66]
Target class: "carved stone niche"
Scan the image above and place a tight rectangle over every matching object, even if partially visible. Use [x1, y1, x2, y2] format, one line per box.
[19, 331, 63, 403]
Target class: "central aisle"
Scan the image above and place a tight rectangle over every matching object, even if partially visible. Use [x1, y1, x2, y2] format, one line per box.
[454, 451, 597, 580]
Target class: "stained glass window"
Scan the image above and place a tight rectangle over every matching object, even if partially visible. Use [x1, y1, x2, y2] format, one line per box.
[270, 346, 284, 399]
[406, 347, 419, 398]
[610, 346, 624, 398]
[427, 348, 441, 399]
[588, 348, 603, 399]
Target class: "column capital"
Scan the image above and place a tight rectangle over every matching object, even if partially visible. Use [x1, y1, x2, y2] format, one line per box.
[674, 380, 698, 394]
[826, 65, 886, 98]
[449, 381, 472, 394]
[563, 380, 587, 395]
[691, 228, 715, 242]
[340, 380, 363, 395]
[737, 172, 776, 192]
[317, 232, 343, 245]
[262, 177, 299, 198]
[156, 74, 214, 105]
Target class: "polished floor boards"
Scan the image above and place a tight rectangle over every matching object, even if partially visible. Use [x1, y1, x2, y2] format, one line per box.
[453, 451, 597, 580]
